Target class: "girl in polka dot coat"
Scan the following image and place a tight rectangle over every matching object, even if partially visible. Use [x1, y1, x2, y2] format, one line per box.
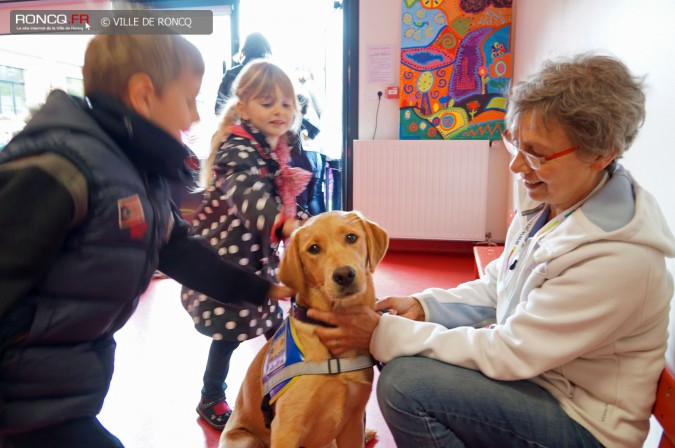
[181, 60, 311, 430]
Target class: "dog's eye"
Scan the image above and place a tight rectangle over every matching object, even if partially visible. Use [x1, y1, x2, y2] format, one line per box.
[308, 244, 320, 254]
[345, 233, 358, 244]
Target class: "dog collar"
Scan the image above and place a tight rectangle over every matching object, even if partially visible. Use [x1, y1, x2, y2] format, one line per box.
[290, 300, 336, 328]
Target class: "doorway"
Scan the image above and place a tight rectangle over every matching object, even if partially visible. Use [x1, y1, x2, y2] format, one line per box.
[0, 0, 357, 211]
[237, 0, 345, 210]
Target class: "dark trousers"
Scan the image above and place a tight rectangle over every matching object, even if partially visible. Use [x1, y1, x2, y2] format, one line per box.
[3, 417, 124, 448]
[327, 159, 342, 210]
[201, 324, 279, 401]
[306, 151, 327, 215]
[201, 339, 239, 401]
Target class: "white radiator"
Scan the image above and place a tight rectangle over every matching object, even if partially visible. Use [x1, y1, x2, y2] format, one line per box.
[353, 140, 489, 241]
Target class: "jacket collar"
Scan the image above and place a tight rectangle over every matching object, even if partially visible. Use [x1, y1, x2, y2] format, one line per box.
[85, 93, 191, 182]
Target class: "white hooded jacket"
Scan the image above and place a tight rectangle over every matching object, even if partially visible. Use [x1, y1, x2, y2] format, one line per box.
[371, 166, 675, 447]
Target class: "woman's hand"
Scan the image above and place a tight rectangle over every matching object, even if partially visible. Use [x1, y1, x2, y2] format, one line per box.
[375, 296, 425, 321]
[308, 305, 380, 356]
[267, 283, 295, 301]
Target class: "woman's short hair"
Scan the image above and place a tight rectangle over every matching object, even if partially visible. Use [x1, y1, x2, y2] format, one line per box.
[83, 35, 205, 98]
[505, 54, 646, 162]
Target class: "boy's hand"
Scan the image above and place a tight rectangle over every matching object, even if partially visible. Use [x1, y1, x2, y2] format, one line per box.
[268, 283, 294, 300]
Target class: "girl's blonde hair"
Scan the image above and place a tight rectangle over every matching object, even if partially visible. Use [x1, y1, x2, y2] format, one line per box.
[83, 35, 205, 98]
[202, 60, 300, 186]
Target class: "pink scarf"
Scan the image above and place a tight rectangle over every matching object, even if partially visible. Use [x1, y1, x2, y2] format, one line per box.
[229, 125, 312, 219]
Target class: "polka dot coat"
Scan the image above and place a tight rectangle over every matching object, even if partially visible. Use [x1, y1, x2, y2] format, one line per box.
[180, 128, 288, 342]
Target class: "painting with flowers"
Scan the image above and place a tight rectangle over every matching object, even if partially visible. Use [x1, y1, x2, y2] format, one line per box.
[399, 0, 512, 140]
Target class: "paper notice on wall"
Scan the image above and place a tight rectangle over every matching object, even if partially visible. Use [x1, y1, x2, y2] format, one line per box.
[367, 44, 394, 84]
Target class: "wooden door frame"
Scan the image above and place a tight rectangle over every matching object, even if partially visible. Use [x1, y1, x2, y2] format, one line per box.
[341, 0, 358, 211]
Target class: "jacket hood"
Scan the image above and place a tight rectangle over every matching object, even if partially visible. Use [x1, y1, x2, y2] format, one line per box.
[20, 90, 110, 143]
[536, 165, 675, 260]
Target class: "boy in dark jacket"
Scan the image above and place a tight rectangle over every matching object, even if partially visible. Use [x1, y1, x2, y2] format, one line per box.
[0, 34, 292, 448]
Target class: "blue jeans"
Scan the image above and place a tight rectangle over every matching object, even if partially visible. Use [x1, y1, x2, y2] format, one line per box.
[377, 357, 604, 448]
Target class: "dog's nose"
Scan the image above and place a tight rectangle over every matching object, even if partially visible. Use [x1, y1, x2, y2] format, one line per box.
[332, 266, 356, 287]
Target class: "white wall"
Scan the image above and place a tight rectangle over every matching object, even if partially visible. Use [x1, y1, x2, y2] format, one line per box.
[358, 0, 401, 141]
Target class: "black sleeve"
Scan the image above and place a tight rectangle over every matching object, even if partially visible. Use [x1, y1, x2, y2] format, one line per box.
[302, 118, 321, 140]
[214, 72, 234, 115]
[0, 164, 76, 320]
[157, 211, 271, 307]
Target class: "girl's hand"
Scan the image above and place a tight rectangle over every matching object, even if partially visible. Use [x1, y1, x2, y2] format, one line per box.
[282, 218, 300, 239]
[268, 283, 295, 301]
[375, 296, 425, 321]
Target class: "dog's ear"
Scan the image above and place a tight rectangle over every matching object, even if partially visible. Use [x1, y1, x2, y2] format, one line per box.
[351, 211, 389, 272]
[278, 229, 306, 297]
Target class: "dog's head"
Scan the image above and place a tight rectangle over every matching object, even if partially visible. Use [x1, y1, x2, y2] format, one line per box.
[278, 211, 388, 311]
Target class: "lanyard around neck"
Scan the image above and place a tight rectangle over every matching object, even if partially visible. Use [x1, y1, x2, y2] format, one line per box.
[506, 207, 546, 270]
[506, 205, 582, 272]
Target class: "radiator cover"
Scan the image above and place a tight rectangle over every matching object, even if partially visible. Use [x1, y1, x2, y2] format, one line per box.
[353, 140, 489, 241]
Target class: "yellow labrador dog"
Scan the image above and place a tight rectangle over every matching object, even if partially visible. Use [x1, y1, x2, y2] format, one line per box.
[220, 210, 388, 448]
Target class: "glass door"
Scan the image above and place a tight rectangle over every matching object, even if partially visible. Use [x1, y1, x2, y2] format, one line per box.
[238, 0, 344, 211]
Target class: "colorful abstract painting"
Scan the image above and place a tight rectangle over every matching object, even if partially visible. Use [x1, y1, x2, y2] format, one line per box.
[400, 0, 512, 140]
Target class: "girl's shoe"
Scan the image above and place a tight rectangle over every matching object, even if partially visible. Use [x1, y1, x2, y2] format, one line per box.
[196, 398, 232, 430]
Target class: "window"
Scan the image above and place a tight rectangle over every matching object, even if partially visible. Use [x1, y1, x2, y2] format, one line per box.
[66, 77, 84, 98]
[0, 65, 26, 114]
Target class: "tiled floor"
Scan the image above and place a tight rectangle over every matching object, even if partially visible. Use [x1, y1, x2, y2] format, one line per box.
[98, 251, 475, 447]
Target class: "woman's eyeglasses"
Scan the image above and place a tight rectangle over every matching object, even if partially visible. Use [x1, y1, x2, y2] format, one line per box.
[502, 130, 576, 170]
